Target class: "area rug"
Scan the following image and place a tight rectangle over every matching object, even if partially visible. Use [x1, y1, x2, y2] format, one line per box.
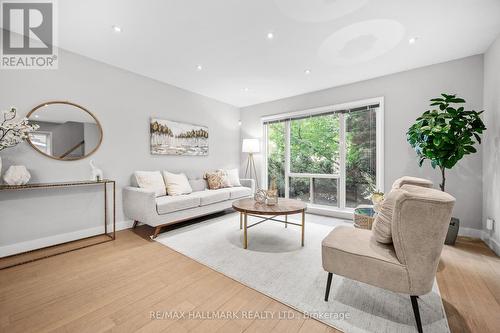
[155, 213, 450, 333]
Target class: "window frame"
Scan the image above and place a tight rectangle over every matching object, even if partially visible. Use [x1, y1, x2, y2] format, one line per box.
[261, 97, 384, 216]
[29, 131, 53, 155]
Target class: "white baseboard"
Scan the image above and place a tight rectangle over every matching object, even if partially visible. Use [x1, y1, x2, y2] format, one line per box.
[480, 231, 500, 256]
[458, 227, 500, 256]
[458, 227, 483, 239]
[0, 220, 134, 257]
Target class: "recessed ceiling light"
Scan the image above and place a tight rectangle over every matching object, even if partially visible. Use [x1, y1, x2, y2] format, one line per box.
[304, 69, 311, 75]
[243, 88, 249, 92]
[267, 32, 274, 40]
[238, 120, 242, 126]
[112, 25, 122, 33]
[408, 37, 418, 45]
[34, 115, 39, 118]
[196, 64, 203, 71]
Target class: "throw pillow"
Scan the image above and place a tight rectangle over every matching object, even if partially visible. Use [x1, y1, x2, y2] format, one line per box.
[218, 169, 232, 188]
[372, 189, 399, 244]
[204, 170, 230, 190]
[134, 171, 166, 197]
[225, 168, 241, 187]
[162, 171, 193, 196]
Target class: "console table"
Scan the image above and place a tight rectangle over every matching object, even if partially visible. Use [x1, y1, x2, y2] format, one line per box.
[0, 179, 115, 269]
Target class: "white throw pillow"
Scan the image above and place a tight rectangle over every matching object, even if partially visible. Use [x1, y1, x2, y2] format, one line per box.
[225, 168, 241, 187]
[134, 171, 166, 197]
[162, 171, 193, 196]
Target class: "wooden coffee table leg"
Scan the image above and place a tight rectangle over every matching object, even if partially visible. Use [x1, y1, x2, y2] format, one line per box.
[240, 212, 243, 230]
[244, 213, 248, 249]
[285, 214, 288, 228]
[301, 210, 305, 246]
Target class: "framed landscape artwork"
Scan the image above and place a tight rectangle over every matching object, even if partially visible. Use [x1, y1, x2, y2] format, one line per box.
[150, 118, 209, 156]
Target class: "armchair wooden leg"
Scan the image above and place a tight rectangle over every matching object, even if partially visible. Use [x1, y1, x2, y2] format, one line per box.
[410, 295, 423, 333]
[132, 220, 139, 229]
[324, 272, 333, 302]
[152, 226, 162, 239]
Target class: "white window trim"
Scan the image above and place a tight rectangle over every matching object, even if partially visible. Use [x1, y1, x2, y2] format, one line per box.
[30, 131, 53, 155]
[261, 97, 385, 218]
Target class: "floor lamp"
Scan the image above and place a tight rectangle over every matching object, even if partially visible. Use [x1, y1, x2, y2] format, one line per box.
[242, 138, 260, 189]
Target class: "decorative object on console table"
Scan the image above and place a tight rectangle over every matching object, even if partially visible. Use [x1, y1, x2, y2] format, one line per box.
[150, 118, 208, 156]
[3, 165, 31, 185]
[242, 138, 260, 189]
[0, 106, 39, 181]
[407, 93, 486, 245]
[89, 160, 103, 181]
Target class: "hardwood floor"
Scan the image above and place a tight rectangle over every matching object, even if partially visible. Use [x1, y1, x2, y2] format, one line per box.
[0, 222, 499, 333]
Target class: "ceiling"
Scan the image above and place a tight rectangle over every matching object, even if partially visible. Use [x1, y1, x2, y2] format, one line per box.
[57, 0, 500, 107]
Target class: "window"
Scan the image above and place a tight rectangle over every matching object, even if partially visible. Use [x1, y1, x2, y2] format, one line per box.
[29, 131, 52, 155]
[263, 98, 383, 213]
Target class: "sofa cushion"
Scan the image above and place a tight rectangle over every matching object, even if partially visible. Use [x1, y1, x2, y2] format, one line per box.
[162, 171, 193, 196]
[372, 189, 401, 244]
[228, 186, 252, 199]
[156, 195, 200, 214]
[134, 171, 166, 197]
[322, 226, 409, 293]
[190, 189, 230, 206]
[204, 170, 230, 190]
[219, 168, 241, 187]
[188, 178, 207, 192]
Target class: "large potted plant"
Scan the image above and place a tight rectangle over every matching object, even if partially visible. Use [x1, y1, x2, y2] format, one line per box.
[407, 94, 486, 245]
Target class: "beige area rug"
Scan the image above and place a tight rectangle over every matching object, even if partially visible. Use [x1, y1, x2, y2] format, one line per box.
[155, 213, 450, 333]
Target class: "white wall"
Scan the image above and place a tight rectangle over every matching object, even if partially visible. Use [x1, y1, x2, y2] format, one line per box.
[240, 55, 484, 232]
[482, 36, 500, 255]
[0, 49, 240, 255]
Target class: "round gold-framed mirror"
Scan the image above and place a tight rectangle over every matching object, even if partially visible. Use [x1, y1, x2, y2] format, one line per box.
[26, 101, 103, 161]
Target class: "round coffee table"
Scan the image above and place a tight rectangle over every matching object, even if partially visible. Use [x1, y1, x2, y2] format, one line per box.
[232, 198, 307, 249]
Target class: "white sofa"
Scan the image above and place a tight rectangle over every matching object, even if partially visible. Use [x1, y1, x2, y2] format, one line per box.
[123, 174, 255, 238]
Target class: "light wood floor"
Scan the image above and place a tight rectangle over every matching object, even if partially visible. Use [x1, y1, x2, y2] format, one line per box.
[0, 219, 499, 333]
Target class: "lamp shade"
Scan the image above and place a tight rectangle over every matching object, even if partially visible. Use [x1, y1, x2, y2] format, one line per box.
[242, 138, 260, 153]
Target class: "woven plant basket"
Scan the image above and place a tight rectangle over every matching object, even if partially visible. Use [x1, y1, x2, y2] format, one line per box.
[353, 206, 376, 230]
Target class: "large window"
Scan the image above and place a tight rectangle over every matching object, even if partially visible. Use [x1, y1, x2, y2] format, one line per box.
[263, 98, 383, 212]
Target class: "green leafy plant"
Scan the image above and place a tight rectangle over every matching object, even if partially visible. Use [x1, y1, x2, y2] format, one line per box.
[407, 94, 486, 191]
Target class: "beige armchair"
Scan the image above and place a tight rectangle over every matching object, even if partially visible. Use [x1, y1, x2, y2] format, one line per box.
[322, 178, 455, 333]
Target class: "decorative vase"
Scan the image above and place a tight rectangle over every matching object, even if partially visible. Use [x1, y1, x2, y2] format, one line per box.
[254, 189, 267, 204]
[266, 189, 278, 205]
[3, 165, 31, 185]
